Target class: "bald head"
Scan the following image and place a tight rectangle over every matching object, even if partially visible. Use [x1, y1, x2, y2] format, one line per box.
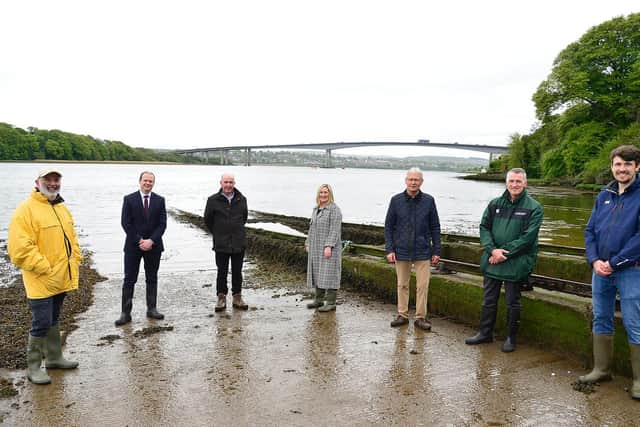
[220, 173, 236, 196]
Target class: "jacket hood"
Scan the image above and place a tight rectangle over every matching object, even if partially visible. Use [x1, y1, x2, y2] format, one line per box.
[32, 188, 65, 205]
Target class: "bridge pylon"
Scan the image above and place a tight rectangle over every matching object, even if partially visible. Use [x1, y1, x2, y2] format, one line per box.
[325, 149, 333, 168]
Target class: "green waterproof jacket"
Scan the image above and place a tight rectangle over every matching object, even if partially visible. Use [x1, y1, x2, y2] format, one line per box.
[479, 189, 543, 283]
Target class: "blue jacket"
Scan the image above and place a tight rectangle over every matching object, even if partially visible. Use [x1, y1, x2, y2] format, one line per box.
[585, 176, 640, 271]
[384, 190, 441, 261]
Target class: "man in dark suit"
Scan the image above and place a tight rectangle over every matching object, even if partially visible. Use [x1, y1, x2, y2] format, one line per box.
[115, 171, 167, 326]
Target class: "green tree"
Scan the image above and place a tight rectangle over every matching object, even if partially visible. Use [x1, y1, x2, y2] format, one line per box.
[540, 147, 566, 180]
[533, 14, 640, 127]
[560, 121, 609, 177]
[44, 139, 64, 159]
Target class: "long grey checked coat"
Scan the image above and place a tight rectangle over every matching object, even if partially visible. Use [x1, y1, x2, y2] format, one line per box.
[306, 202, 342, 290]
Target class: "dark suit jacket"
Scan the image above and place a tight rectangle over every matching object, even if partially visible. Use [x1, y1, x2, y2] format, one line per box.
[121, 191, 167, 253]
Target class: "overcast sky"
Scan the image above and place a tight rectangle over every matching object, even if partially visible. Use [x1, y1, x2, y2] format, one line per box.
[1, 1, 638, 158]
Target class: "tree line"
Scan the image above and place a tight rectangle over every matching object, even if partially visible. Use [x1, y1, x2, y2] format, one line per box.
[0, 123, 202, 163]
[491, 13, 640, 186]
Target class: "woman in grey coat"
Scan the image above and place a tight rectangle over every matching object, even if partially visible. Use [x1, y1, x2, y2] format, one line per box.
[305, 184, 342, 312]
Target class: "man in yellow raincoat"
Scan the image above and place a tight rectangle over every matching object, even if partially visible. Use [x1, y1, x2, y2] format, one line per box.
[8, 168, 82, 385]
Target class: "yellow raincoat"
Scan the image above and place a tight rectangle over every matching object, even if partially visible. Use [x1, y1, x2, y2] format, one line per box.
[8, 189, 82, 299]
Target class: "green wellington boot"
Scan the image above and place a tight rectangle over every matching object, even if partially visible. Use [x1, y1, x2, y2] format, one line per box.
[44, 324, 79, 369]
[27, 335, 51, 385]
[630, 343, 640, 400]
[578, 333, 613, 383]
[318, 289, 337, 312]
[306, 288, 325, 309]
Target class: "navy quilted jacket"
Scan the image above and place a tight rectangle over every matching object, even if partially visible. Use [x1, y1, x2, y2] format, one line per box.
[585, 176, 640, 271]
[384, 190, 441, 261]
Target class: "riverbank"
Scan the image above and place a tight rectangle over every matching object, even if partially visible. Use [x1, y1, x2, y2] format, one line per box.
[2, 213, 640, 424]
[461, 172, 603, 191]
[0, 250, 106, 397]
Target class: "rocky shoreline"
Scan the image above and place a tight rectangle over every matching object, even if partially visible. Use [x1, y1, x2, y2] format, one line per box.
[0, 250, 106, 397]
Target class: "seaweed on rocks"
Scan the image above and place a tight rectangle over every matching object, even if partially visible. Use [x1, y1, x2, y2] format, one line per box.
[0, 251, 106, 370]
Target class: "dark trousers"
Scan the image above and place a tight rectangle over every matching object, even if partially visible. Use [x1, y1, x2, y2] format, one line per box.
[482, 276, 521, 312]
[481, 276, 522, 337]
[215, 250, 244, 296]
[122, 248, 161, 312]
[28, 292, 66, 337]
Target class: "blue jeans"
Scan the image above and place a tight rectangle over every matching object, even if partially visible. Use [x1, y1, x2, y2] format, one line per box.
[592, 267, 640, 344]
[28, 292, 66, 337]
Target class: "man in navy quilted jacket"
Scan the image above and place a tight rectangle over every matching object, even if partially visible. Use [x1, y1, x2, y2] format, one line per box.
[578, 145, 640, 400]
[384, 167, 441, 331]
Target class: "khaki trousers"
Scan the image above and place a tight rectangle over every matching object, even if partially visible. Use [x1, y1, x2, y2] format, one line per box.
[395, 260, 431, 320]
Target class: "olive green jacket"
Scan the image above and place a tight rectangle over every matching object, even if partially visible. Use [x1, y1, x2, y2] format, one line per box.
[479, 189, 543, 283]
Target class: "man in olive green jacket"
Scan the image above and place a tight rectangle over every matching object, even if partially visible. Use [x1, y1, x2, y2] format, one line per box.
[465, 168, 543, 352]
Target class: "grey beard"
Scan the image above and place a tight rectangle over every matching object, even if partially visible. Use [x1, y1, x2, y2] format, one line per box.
[38, 183, 59, 200]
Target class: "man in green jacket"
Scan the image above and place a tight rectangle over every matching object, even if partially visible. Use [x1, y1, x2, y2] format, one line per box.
[465, 168, 543, 352]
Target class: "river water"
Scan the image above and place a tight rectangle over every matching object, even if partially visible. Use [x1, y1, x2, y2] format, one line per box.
[8, 163, 640, 427]
[0, 162, 595, 284]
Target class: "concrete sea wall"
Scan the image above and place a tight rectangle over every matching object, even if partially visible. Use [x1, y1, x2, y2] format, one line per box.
[172, 209, 632, 377]
[245, 228, 632, 377]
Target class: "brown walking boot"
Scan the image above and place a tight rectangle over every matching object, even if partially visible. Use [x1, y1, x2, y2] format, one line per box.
[414, 318, 432, 331]
[232, 294, 248, 310]
[215, 294, 227, 312]
[390, 315, 409, 327]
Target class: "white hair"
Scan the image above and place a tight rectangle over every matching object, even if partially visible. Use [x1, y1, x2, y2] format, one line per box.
[406, 167, 423, 178]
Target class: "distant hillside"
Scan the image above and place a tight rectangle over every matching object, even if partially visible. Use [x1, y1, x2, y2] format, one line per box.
[0, 122, 486, 171]
[0, 122, 194, 163]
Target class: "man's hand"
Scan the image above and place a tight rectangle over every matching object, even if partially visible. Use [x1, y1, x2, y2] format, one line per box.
[138, 239, 154, 251]
[386, 252, 396, 263]
[431, 255, 440, 265]
[593, 259, 613, 276]
[489, 248, 509, 264]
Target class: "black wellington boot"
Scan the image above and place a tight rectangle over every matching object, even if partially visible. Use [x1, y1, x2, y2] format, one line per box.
[502, 307, 520, 353]
[115, 287, 134, 326]
[146, 281, 164, 319]
[465, 305, 496, 345]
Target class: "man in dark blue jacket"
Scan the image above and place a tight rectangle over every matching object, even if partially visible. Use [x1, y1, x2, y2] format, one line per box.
[384, 167, 441, 331]
[115, 171, 167, 326]
[578, 145, 640, 400]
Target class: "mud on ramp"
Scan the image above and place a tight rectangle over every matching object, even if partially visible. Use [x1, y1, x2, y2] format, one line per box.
[2, 269, 640, 426]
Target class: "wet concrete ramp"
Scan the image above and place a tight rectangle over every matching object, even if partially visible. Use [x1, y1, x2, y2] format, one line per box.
[2, 270, 640, 426]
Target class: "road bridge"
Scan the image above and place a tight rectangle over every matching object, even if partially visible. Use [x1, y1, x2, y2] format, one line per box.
[175, 140, 508, 167]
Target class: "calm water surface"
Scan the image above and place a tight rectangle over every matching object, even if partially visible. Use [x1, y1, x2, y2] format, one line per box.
[0, 163, 595, 284]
